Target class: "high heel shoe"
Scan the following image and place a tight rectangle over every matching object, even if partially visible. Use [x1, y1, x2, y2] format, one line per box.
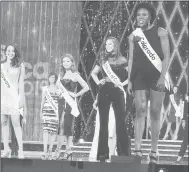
[148, 151, 159, 164]
[53, 147, 61, 160]
[41, 150, 48, 160]
[18, 150, 25, 159]
[134, 150, 143, 159]
[47, 150, 53, 160]
[98, 154, 109, 162]
[61, 150, 73, 160]
[2, 149, 11, 158]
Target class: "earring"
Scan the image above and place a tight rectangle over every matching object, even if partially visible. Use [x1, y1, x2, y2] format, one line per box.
[148, 21, 151, 28]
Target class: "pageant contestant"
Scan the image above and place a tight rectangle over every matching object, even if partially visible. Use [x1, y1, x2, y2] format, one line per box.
[1, 44, 26, 159]
[89, 94, 117, 161]
[163, 86, 183, 140]
[128, 3, 171, 164]
[54, 54, 89, 160]
[91, 37, 131, 162]
[40, 72, 60, 160]
[176, 93, 189, 164]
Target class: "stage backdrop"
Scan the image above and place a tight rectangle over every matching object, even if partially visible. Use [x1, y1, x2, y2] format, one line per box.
[1, 1, 82, 141]
[78, 1, 188, 141]
[1, 1, 188, 141]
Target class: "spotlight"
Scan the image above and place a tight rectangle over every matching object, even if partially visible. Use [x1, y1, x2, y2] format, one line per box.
[159, 168, 168, 172]
[79, 138, 84, 143]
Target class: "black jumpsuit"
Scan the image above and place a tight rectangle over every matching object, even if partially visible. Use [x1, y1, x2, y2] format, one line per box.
[96, 58, 131, 160]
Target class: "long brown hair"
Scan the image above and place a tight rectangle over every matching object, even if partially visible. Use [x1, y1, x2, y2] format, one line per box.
[4, 44, 22, 68]
[59, 54, 77, 79]
[99, 37, 123, 64]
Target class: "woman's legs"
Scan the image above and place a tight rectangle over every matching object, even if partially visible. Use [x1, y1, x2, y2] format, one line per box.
[149, 89, 165, 153]
[134, 90, 148, 151]
[163, 121, 172, 140]
[57, 112, 65, 149]
[97, 88, 111, 160]
[49, 133, 57, 151]
[43, 131, 49, 152]
[1, 115, 11, 155]
[11, 114, 24, 157]
[177, 118, 188, 161]
[67, 136, 73, 151]
[173, 117, 181, 140]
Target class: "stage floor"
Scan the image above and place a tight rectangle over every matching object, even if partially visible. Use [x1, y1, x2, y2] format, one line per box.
[1, 140, 188, 166]
[1, 150, 188, 166]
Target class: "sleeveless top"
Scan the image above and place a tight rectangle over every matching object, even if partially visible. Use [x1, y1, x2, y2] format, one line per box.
[1, 63, 22, 115]
[96, 56, 128, 82]
[131, 26, 164, 81]
[42, 92, 59, 114]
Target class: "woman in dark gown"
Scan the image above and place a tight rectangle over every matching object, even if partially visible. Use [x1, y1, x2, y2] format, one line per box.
[54, 54, 89, 160]
[91, 37, 131, 162]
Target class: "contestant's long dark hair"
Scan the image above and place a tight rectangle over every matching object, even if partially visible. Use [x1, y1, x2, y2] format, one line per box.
[99, 37, 123, 64]
[4, 44, 22, 68]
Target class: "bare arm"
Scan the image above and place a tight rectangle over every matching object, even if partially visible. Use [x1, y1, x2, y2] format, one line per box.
[91, 65, 101, 85]
[40, 88, 46, 116]
[128, 33, 134, 83]
[19, 63, 26, 109]
[158, 27, 170, 78]
[74, 73, 89, 97]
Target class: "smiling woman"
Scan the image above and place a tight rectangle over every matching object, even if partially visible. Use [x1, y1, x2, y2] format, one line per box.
[1, 44, 26, 159]
[128, 2, 171, 164]
[54, 54, 89, 160]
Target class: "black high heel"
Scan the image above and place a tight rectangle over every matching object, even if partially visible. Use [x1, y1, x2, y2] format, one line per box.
[98, 154, 109, 162]
[66, 152, 73, 160]
[148, 151, 159, 164]
[61, 151, 73, 160]
[53, 147, 61, 160]
[134, 150, 143, 159]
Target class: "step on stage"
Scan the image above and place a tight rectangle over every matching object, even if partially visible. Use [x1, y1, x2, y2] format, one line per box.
[1, 157, 188, 172]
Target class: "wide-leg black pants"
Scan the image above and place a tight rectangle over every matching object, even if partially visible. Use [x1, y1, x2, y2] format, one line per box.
[97, 83, 131, 160]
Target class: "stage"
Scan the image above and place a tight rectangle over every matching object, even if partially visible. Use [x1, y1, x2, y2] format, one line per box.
[1, 156, 188, 172]
[1, 139, 188, 165]
[1, 1, 188, 172]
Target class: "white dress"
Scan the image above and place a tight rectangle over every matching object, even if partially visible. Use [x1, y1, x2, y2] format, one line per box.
[89, 104, 116, 161]
[1, 64, 20, 115]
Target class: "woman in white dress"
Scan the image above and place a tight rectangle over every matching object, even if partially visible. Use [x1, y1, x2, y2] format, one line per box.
[89, 94, 117, 161]
[1, 44, 26, 159]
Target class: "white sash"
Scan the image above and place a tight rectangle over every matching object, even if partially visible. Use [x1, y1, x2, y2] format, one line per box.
[57, 78, 80, 117]
[170, 95, 181, 117]
[102, 61, 126, 103]
[133, 28, 170, 91]
[43, 86, 59, 120]
[1, 67, 20, 111]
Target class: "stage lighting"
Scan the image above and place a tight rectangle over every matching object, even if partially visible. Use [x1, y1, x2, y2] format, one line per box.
[159, 168, 168, 172]
[79, 138, 84, 143]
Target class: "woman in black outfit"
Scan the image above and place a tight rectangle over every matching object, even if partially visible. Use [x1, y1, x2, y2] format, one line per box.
[176, 93, 189, 163]
[91, 37, 131, 161]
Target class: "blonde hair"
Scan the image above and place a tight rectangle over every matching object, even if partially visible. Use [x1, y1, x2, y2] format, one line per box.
[60, 54, 77, 79]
